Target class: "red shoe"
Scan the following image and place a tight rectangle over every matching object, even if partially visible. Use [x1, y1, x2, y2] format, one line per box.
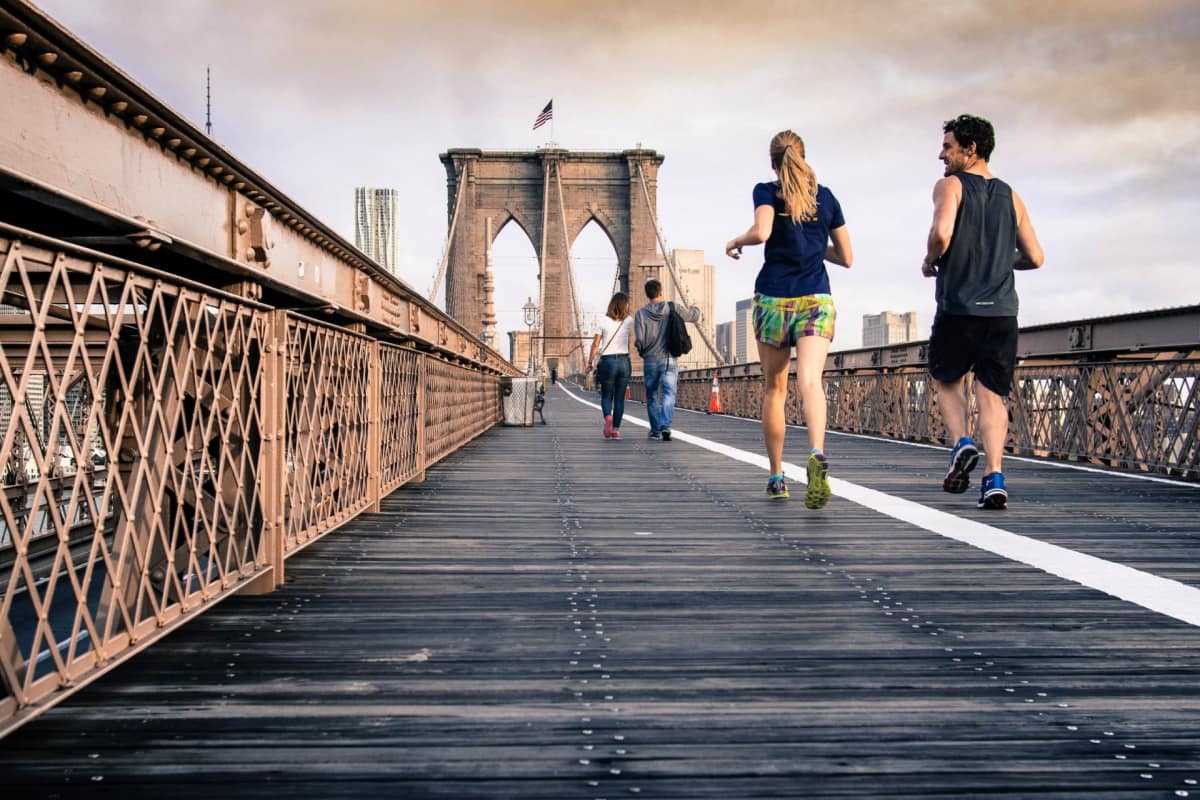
[611, 429, 620, 440]
[603, 415, 614, 438]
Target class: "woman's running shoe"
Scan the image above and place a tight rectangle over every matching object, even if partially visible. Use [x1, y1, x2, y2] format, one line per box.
[766, 474, 789, 499]
[804, 453, 831, 509]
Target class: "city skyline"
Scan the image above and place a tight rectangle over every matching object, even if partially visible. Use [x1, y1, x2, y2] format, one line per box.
[33, 0, 1200, 351]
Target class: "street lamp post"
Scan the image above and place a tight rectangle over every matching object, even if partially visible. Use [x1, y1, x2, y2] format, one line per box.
[522, 296, 540, 376]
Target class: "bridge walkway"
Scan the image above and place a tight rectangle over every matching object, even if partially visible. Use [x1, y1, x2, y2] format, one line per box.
[1, 383, 1198, 799]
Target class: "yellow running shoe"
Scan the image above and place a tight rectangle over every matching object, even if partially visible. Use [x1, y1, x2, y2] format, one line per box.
[804, 452, 831, 509]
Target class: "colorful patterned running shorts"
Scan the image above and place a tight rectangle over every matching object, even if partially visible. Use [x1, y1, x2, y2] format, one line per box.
[753, 293, 836, 348]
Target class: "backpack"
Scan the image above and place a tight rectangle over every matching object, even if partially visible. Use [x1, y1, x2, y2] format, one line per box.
[666, 302, 692, 358]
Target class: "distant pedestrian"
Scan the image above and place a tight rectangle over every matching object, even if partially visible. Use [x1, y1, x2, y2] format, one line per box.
[725, 130, 853, 506]
[587, 292, 633, 439]
[922, 114, 1044, 509]
[633, 278, 699, 442]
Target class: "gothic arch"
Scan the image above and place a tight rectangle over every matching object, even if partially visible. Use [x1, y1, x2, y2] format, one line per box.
[440, 148, 664, 375]
[492, 212, 538, 256]
[570, 208, 620, 258]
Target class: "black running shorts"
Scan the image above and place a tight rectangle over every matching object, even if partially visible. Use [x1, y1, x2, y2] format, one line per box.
[927, 314, 1018, 396]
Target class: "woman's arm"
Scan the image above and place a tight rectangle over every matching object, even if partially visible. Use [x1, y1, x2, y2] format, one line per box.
[826, 225, 853, 268]
[725, 205, 775, 259]
[587, 332, 601, 364]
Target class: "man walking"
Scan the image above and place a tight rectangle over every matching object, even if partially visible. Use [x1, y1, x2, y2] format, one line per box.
[634, 278, 699, 441]
[921, 114, 1044, 509]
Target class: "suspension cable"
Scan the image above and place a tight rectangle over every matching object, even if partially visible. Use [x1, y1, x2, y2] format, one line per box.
[554, 163, 588, 369]
[635, 161, 726, 365]
[428, 164, 466, 303]
[536, 157, 550, 374]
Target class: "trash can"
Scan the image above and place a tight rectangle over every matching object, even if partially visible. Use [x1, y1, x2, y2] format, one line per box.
[501, 376, 537, 426]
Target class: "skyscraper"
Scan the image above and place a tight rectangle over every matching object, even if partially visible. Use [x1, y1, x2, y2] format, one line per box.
[734, 297, 756, 364]
[862, 310, 919, 347]
[354, 187, 399, 273]
[665, 249, 717, 369]
[715, 322, 734, 365]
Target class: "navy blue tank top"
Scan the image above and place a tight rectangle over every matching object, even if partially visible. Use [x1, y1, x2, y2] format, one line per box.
[935, 173, 1019, 317]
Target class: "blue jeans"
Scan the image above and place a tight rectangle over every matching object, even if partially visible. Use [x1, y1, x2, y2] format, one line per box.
[597, 354, 631, 427]
[643, 358, 678, 434]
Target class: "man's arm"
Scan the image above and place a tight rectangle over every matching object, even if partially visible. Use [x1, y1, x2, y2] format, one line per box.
[922, 177, 960, 277]
[1011, 190, 1044, 270]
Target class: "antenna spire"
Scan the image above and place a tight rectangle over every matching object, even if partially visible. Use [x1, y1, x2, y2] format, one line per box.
[205, 66, 212, 137]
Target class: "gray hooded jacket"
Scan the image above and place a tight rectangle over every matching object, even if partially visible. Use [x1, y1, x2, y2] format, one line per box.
[634, 300, 701, 362]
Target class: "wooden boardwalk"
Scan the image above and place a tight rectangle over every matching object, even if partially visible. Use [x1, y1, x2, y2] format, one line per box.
[2, 383, 1198, 799]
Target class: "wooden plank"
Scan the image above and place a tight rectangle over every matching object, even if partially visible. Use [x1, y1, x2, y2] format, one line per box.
[0, 385, 1197, 798]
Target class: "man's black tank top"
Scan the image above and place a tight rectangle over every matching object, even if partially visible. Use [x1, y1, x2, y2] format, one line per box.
[935, 172, 1018, 317]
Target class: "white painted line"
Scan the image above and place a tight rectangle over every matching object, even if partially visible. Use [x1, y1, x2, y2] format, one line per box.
[557, 385, 1200, 627]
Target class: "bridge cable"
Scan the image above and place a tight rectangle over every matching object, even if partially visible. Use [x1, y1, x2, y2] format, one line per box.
[536, 157, 551, 374]
[635, 162, 726, 365]
[553, 163, 589, 371]
[428, 163, 466, 303]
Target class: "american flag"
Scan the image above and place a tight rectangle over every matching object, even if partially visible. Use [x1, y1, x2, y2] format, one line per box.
[532, 100, 553, 130]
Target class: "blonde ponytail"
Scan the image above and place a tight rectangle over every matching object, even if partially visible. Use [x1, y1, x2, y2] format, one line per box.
[769, 130, 818, 223]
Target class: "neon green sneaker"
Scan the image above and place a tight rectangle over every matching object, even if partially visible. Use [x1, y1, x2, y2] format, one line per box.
[804, 453, 831, 509]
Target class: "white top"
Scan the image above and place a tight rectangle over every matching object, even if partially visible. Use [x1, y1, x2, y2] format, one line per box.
[596, 316, 632, 356]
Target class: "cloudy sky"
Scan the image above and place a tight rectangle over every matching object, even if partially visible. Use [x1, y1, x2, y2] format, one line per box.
[33, 0, 1200, 349]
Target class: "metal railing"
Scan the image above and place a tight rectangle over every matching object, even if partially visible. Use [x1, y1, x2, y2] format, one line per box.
[0, 230, 508, 736]
[632, 341, 1199, 480]
[0, 0, 523, 738]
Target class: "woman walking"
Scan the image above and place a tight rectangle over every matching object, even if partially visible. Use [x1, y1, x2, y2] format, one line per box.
[587, 292, 633, 439]
[725, 130, 853, 507]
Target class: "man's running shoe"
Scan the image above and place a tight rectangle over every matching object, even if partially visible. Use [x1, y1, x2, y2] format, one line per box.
[661, 428, 672, 441]
[766, 474, 789, 499]
[804, 452, 831, 509]
[943, 436, 979, 494]
[978, 472, 1008, 509]
[648, 431, 662, 440]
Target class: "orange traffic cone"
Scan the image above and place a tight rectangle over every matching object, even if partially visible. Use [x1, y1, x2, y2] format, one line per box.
[625, 385, 632, 400]
[707, 371, 722, 414]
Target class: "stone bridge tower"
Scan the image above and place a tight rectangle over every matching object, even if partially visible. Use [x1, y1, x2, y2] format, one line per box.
[439, 148, 664, 375]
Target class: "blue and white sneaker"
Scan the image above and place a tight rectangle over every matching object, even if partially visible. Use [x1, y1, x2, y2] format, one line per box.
[943, 436, 979, 494]
[978, 472, 1008, 510]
